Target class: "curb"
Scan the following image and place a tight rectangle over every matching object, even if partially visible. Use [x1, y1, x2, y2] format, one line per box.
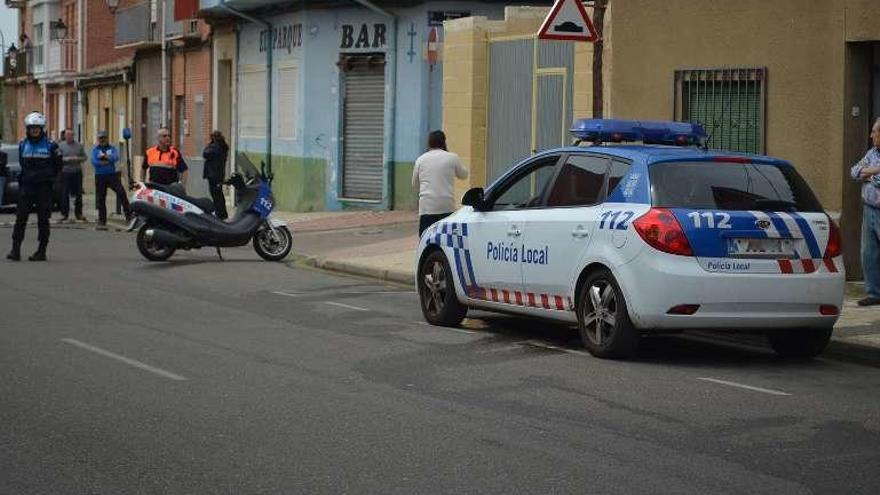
[293, 253, 415, 286]
[290, 221, 416, 234]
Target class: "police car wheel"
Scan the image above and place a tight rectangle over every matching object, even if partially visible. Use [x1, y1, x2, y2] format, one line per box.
[418, 250, 467, 327]
[577, 269, 638, 359]
[767, 328, 832, 359]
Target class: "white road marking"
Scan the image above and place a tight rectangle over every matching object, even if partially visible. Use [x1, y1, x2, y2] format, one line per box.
[525, 341, 590, 356]
[61, 338, 187, 381]
[323, 301, 370, 312]
[448, 328, 477, 335]
[271, 291, 302, 297]
[696, 377, 791, 396]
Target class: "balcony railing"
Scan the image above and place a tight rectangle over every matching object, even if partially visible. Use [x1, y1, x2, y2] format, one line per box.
[3, 48, 33, 79]
[115, 2, 157, 47]
[47, 40, 77, 74]
[4, 0, 25, 8]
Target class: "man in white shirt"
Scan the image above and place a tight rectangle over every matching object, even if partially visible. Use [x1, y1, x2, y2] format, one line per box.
[412, 131, 469, 236]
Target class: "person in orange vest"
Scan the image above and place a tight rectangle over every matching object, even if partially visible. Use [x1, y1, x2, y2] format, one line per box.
[141, 127, 189, 187]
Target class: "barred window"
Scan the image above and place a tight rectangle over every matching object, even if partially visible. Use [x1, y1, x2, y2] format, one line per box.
[674, 68, 766, 154]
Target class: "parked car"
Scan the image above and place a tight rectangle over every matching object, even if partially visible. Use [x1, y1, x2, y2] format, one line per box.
[415, 119, 844, 360]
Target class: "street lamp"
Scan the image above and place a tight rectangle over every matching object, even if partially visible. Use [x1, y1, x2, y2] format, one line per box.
[105, 0, 120, 14]
[50, 19, 68, 41]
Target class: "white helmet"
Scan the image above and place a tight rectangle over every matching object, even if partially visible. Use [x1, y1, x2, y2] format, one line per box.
[24, 111, 46, 128]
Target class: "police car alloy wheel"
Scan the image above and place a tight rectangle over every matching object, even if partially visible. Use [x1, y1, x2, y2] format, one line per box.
[418, 250, 467, 327]
[766, 327, 833, 359]
[577, 269, 639, 358]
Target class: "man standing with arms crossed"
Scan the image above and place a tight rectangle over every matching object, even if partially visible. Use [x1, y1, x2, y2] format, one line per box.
[91, 130, 132, 230]
[851, 117, 880, 306]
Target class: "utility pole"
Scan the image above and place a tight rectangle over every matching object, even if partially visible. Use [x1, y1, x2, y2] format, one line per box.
[160, 0, 167, 127]
[592, 0, 607, 118]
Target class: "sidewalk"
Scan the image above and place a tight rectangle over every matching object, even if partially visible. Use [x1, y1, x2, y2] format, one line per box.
[288, 211, 880, 357]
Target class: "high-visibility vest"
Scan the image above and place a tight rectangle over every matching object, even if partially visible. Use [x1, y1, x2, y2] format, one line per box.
[145, 146, 183, 169]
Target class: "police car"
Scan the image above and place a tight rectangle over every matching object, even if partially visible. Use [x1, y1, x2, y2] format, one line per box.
[415, 119, 844, 359]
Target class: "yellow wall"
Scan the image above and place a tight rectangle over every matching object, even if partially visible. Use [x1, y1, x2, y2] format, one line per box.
[443, 6, 599, 200]
[606, 0, 870, 213]
[82, 84, 130, 191]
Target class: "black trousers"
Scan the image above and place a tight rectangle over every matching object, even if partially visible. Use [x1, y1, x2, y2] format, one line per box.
[12, 182, 53, 247]
[59, 169, 83, 218]
[418, 212, 452, 237]
[96, 173, 131, 224]
[208, 178, 228, 220]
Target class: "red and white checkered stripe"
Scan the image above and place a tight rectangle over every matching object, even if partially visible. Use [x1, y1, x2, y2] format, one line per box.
[777, 258, 839, 274]
[472, 286, 571, 311]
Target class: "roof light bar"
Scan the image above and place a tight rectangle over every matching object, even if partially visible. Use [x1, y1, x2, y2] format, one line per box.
[570, 119, 707, 147]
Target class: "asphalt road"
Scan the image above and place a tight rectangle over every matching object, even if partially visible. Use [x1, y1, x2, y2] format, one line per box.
[1, 225, 879, 494]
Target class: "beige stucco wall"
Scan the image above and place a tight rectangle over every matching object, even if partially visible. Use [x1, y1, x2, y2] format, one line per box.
[608, 0, 854, 212]
[443, 6, 601, 201]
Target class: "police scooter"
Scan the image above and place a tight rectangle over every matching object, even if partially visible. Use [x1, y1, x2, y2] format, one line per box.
[128, 153, 292, 262]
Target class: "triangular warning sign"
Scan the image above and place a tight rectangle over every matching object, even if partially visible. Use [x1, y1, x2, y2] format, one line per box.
[537, 0, 599, 42]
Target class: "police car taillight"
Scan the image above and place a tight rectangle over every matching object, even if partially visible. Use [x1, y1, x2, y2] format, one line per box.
[825, 217, 842, 258]
[633, 208, 694, 256]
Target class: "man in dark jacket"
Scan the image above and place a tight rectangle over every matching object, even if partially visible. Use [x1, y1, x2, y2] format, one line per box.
[202, 130, 229, 220]
[7, 112, 63, 261]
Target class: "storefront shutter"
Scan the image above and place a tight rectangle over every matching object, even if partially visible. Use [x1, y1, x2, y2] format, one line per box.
[341, 61, 385, 201]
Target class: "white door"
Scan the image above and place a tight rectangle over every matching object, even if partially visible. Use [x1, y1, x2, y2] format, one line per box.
[466, 154, 563, 306]
[520, 154, 611, 310]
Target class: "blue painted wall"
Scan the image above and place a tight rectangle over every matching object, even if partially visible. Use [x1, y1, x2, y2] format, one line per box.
[234, 3, 508, 211]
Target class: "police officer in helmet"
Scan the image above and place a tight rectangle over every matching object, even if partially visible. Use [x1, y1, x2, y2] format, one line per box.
[7, 112, 63, 261]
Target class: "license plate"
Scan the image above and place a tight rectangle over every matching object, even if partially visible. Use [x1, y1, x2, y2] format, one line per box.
[728, 238, 794, 257]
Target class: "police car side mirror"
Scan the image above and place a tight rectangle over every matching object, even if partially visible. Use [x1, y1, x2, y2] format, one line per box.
[462, 187, 486, 210]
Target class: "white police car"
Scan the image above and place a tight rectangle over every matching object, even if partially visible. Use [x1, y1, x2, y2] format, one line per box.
[416, 119, 844, 359]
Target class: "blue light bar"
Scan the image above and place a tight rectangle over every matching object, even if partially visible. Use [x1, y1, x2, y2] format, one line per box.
[570, 118, 707, 146]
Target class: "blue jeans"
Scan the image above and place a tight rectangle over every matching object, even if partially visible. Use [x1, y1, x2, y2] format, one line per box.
[0, 175, 6, 206]
[862, 204, 880, 298]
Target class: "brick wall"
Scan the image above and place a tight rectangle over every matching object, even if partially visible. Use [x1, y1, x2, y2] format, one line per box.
[170, 45, 212, 158]
[85, 0, 135, 69]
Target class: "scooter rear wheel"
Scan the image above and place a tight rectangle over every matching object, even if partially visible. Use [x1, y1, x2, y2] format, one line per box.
[136, 224, 176, 262]
[253, 225, 292, 261]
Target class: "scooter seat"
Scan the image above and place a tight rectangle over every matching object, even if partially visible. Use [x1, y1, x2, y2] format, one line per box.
[147, 182, 215, 214]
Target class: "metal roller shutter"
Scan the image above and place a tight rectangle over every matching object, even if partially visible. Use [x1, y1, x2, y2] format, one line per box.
[341, 62, 385, 200]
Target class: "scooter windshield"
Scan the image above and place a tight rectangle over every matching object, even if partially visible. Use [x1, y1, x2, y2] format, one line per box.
[236, 152, 262, 183]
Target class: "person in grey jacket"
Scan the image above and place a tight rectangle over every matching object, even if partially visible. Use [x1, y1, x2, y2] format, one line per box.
[58, 128, 87, 222]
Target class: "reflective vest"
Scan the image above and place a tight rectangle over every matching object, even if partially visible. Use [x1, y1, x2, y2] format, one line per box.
[146, 146, 183, 170]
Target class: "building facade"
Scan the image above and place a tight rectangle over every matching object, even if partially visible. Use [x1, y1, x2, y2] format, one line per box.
[200, 0, 520, 212]
[605, 0, 880, 278]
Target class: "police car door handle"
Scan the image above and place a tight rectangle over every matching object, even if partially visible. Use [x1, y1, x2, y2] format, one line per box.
[507, 227, 522, 237]
[571, 226, 590, 238]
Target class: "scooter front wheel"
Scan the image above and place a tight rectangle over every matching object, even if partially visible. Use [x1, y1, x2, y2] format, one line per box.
[253, 225, 292, 261]
[136, 224, 176, 261]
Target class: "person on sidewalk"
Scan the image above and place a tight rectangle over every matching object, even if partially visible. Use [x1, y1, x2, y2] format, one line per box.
[58, 128, 87, 223]
[141, 127, 188, 187]
[0, 146, 7, 207]
[851, 117, 880, 306]
[202, 130, 230, 220]
[91, 131, 132, 230]
[412, 130, 469, 237]
[7, 112, 62, 261]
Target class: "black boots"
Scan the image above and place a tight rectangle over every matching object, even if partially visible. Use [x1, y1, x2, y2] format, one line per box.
[28, 243, 47, 262]
[6, 241, 21, 261]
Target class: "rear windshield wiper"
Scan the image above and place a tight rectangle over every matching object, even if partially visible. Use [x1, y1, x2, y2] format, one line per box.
[754, 199, 797, 211]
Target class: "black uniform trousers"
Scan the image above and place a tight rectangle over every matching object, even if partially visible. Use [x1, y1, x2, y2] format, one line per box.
[207, 178, 228, 220]
[96, 173, 131, 224]
[13, 181, 53, 246]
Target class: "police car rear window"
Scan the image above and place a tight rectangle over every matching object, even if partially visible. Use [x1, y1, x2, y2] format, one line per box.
[650, 161, 824, 212]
